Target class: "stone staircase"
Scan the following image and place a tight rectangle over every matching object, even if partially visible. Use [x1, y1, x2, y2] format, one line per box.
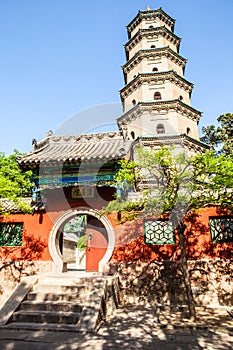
[0, 273, 120, 332]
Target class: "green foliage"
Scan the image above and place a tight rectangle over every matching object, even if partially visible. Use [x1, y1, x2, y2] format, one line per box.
[104, 199, 126, 214]
[77, 235, 86, 251]
[114, 159, 138, 201]
[136, 147, 194, 218]
[104, 199, 144, 220]
[104, 147, 194, 221]
[105, 146, 233, 220]
[63, 215, 86, 235]
[197, 112, 233, 209]
[114, 159, 138, 186]
[104, 159, 143, 219]
[0, 151, 32, 213]
[191, 151, 233, 210]
[201, 113, 233, 155]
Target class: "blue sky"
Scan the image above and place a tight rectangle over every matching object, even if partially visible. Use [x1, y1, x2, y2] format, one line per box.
[0, 0, 232, 154]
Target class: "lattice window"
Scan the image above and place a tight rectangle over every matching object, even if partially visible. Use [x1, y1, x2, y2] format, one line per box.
[144, 220, 175, 244]
[0, 223, 23, 246]
[209, 217, 233, 243]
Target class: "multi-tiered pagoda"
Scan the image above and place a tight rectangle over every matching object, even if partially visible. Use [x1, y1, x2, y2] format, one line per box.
[118, 6, 207, 153]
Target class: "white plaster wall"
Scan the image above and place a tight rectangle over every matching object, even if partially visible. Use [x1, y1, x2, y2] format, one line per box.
[122, 109, 182, 138]
[126, 56, 184, 82]
[177, 113, 199, 139]
[122, 107, 199, 140]
[128, 37, 148, 59]
[130, 18, 173, 38]
[128, 36, 178, 60]
[123, 80, 191, 110]
[123, 89, 142, 111]
[167, 59, 184, 76]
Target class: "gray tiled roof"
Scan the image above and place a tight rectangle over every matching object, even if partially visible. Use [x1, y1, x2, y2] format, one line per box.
[0, 198, 31, 213]
[19, 132, 132, 164]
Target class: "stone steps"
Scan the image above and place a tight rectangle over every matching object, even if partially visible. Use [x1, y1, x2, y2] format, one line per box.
[6, 277, 89, 329]
[0, 274, 119, 332]
[6, 322, 82, 332]
[20, 300, 83, 313]
[32, 283, 89, 294]
[26, 291, 86, 302]
[11, 309, 82, 324]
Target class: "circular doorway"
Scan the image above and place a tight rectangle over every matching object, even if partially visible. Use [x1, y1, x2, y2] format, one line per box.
[48, 208, 115, 272]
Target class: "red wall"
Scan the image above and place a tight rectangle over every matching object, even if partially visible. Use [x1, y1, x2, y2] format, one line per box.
[0, 212, 55, 261]
[0, 186, 115, 262]
[0, 206, 232, 263]
[108, 207, 233, 263]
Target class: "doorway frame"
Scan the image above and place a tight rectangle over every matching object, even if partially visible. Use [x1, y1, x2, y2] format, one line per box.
[48, 207, 115, 272]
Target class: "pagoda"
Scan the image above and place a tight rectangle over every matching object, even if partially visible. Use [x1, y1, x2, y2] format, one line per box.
[117, 7, 207, 153]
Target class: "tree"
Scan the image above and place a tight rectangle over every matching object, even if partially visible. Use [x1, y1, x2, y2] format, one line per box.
[136, 147, 197, 320]
[192, 150, 233, 210]
[105, 146, 233, 320]
[201, 113, 233, 155]
[0, 151, 33, 213]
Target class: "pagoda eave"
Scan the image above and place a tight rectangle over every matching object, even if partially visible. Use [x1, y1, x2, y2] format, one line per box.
[122, 47, 187, 73]
[125, 26, 181, 52]
[119, 71, 193, 97]
[126, 8, 176, 38]
[117, 100, 202, 125]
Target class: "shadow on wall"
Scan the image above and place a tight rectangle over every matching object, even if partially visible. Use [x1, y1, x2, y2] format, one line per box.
[185, 211, 232, 260]
[111, 211, 232, 262]
[109, 210, 233, 306]
[0, 229, 46, 297]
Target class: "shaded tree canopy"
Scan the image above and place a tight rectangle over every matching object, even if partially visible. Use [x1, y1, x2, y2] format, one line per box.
[201, 113, 233, 155]
[105, 146, 233, 216]
[192, 150, 233, 211]
[0, 151, 32, 213]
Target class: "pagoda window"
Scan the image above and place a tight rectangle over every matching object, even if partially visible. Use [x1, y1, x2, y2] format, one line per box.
[157, 124, 165, 134]
[186, 127, 191, 135]
[150, 45, 156, 48]
[149, 25, 154, 29]
[122, 99, 125, 111]
[152, 67, 158, 72]
[132, 99, 136, 106]
[179, 95, 183, 101]
[154, 92, 162, 100]
[131, 131, 135, 140]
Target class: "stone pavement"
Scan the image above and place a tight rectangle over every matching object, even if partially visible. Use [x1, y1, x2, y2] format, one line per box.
[0, 305, 232, 350]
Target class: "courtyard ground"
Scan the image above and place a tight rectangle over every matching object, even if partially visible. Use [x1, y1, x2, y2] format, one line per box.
[0, 304, 232, 350]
